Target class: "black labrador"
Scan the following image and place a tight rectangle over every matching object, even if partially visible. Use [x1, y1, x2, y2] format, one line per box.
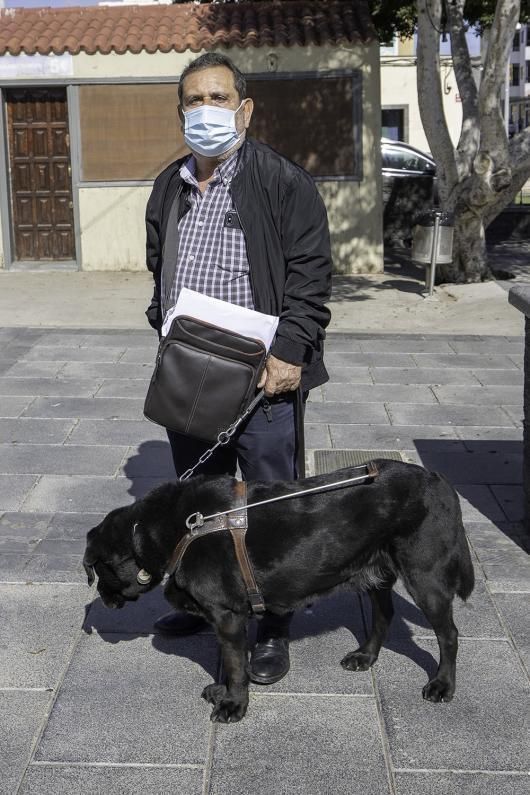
[83, 459, 474, 723]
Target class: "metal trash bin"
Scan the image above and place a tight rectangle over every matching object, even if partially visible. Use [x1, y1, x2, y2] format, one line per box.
[411, 210, 454, 295]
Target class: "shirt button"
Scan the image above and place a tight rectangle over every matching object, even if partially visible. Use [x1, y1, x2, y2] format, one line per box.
[198, 221, 204, 226]
[189, 255, 195, 261]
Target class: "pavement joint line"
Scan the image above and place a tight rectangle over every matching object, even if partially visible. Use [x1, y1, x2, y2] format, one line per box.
[498, 404, 522, 426]
[0, 687, 53, 693]
[249, 691, 376, 699]
[62, 418, 80, 444]
[12, 601, 89, 795]
[483, 578, 530, 681]
[0, 579, 86, 586]
[17, 395, 37, 418]
[409, 635, 511, 641]
[352, 591, 398, 792]
[13, 474, 41, 513]
[201, 721, 218, 795]
[30, 761, 205, 770]
[114, 446, 133, 479]
[370, 652, 398, 794]
[393, 768, 530, 776]
[0, 582, 86, 589]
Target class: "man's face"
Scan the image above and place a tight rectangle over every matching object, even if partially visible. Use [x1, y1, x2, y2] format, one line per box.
[179, 66, 253, 135]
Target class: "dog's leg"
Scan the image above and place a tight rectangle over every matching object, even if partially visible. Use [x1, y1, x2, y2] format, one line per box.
[202, 611, 249, 723]
[412, 589, 458, 703]
[341, 582, 395, 671]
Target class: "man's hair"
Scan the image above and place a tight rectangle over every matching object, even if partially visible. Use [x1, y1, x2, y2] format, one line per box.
[178, 53, 247, 105]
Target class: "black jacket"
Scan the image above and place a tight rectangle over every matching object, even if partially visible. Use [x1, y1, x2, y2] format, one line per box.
[145, 138, 332, 390]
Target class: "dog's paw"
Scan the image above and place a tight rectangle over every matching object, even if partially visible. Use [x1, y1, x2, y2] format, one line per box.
[340, 650, 377, 672]
[201, 684, 248, 723]
[202, 684, 227, 705]
[422, 678, 454, 703]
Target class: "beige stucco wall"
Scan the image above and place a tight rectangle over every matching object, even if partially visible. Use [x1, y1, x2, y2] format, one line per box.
[1, 43, 383, 273]
[0, 215, 4, 270]
[381, 57, 462, 152]
[79, 186, 151, 271]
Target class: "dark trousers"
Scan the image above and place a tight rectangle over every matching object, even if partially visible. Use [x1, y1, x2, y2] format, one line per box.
[166, 392, 304, 482]
[167, 392, 305, 638]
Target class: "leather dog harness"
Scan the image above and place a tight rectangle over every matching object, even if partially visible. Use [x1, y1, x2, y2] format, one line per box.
[163, 462, 379, 617]
[166, 481, 266, 614]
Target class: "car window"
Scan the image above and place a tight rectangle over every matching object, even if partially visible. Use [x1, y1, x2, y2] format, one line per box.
[382, 147, 434, 173]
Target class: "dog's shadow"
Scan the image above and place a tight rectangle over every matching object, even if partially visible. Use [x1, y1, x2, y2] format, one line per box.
[83, 586, 439, 681]
[82, 587, 219, 679]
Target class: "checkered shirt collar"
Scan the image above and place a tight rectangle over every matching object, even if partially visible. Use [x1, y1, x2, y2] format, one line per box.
[179, 148, 241, 189]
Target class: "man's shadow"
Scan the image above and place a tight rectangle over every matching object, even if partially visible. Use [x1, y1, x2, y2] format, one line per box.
[122, 440, 176, 501]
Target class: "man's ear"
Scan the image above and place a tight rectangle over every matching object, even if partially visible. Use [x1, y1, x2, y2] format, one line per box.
[242, 98, 253, 129]
[177, 104, 185, 129]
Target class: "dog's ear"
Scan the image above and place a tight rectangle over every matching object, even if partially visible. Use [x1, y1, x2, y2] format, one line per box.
[131, 519, 164, 578]
[83, 551, 96, 586]
[83, 527, 100, 586]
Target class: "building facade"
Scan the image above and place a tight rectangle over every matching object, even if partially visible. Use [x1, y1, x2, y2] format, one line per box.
[0, 2, 383, 274]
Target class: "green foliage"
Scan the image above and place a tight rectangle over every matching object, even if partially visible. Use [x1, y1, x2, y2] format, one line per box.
[170, 1, 530, 40]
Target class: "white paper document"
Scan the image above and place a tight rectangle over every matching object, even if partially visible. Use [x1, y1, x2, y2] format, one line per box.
[162, 288, 279, 351]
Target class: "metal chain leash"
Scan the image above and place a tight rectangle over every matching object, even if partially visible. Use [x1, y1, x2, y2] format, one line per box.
[178, 390, 265, 482]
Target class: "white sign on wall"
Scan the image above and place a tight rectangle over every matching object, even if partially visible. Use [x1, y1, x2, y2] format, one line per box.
[0, 53, 74, 78]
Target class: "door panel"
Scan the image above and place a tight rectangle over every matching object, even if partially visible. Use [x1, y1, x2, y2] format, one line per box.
[6, 87, 75, 262]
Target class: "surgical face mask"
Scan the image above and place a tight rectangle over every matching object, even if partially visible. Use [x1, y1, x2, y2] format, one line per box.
[183, 101, 245, 158]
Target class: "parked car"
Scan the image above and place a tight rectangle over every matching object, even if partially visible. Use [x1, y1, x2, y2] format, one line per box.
[381, 139, 438, 246]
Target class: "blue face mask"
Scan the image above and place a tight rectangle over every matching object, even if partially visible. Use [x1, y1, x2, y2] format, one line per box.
[183, 102, 245, 158]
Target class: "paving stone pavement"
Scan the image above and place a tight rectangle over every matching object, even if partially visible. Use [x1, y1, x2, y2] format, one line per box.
[0, 327, 529, 795]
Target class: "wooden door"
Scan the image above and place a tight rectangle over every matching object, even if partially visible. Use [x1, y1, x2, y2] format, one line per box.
[6, 87, 75, 262]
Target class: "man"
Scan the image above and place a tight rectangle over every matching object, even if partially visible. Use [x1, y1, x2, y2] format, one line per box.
[145, 53, 332, 684]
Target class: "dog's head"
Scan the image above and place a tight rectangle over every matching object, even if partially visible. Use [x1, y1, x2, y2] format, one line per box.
[83, 505, 162, 609]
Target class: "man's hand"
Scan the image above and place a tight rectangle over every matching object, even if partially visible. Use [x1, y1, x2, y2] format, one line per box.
[258, 355, 302, 396]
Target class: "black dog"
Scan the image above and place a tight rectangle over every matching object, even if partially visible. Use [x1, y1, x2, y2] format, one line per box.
[83, 459, 474, 723]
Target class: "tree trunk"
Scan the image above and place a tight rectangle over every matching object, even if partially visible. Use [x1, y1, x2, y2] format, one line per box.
[436, 210, 490, 283]
[416, 0, 525, 283]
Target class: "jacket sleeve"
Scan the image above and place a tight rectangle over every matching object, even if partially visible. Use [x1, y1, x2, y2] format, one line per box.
[145, 187, 162, 335]
[270, 170, 332, 365]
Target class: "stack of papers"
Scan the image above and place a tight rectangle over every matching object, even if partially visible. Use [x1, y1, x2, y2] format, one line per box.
[162, 288, 279, 351]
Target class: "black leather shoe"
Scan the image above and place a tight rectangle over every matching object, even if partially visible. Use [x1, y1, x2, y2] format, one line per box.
[248, 637, 290, 684]
[154, 611, 209, 636]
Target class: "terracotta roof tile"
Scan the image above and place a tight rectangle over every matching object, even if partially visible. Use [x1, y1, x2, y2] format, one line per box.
[0, 2, 375, 57]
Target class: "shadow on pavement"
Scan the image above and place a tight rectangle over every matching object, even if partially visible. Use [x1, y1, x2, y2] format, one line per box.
[414, 438, 527, 551]
[122, 439, 176, 500]
[83, 580, 438, 681]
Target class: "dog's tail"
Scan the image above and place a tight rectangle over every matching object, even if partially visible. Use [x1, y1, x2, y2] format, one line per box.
[455, 518, 475, 602]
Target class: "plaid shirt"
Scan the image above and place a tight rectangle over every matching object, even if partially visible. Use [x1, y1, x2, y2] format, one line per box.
[168, 149, 254, 310]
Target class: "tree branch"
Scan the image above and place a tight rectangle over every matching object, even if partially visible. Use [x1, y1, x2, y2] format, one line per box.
[448, 0, 479, 176]
[479, 0, 521, 165]
[416, 0, 458, 198]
